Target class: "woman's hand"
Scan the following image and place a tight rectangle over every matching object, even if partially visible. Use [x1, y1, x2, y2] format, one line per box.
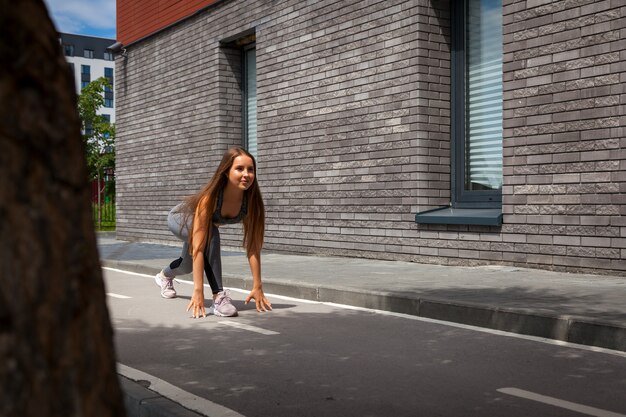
[186, 288, 206, 318]
[245, 287, 272, 312]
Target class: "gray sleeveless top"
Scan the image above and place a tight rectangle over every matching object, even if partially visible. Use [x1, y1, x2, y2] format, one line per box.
[212, 188, 248, 225]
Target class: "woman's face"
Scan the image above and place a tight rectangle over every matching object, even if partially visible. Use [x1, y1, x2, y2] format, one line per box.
[227, 154, 255, 191]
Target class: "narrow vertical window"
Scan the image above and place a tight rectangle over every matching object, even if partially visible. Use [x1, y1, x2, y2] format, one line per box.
[465, 0, 502, 192]
[416, 0, 503, 225]
[85, 122, 93, 137]
[243, 45, 257, 159]
[81, 64, 91, 90]
[104, 67, 114, 107]
[452, 0, 503, 207]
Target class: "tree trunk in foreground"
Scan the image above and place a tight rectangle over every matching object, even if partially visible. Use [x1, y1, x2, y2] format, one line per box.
[0, 1, 127, 416]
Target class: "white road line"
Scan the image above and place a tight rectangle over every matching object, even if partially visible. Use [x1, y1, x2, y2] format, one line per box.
[118, 363, 245, 417]
[315, 302, 626, 358]
[218, 321, 279, 335]
[220, 286, 320, 304]
[115, 327, 150, 332]
[104, 267, 157, 278]
[107, 293, 131, 299]
[102, 267, 626, 358]
[497, 388, 626, 417]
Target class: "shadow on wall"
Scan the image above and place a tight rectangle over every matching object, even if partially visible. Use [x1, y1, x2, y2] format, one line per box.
[432, 0, 452, 48]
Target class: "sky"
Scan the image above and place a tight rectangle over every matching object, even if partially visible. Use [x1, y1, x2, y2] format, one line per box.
[43, 0, 117, 40]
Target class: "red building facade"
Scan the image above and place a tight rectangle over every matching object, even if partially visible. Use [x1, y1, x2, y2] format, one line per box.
[117, 0, 222, 45]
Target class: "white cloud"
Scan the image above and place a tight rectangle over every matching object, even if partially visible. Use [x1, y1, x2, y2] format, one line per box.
[44, 0, 116, 38]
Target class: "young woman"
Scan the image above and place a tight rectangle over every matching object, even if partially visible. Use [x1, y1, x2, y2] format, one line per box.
[155, 147, 272, 318]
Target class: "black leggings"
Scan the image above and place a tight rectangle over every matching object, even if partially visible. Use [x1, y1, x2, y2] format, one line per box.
[162, 205, 223, 294]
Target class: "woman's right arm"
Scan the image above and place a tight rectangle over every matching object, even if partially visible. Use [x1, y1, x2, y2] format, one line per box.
[186, 197, 209, 318]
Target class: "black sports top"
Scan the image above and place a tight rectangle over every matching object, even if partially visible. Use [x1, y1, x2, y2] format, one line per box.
[212, 188, 248, 225]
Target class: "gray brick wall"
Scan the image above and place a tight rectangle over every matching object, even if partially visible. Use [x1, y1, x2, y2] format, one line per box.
[502, 0, 625, 273]
[115, 0, 625, 275]
[258, 0, 451, 260]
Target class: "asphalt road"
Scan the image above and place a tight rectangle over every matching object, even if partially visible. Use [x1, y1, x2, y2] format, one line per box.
[104, 267, 626, 417]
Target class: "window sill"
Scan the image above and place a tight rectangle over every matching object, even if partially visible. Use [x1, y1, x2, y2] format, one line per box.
[414, 207, 502, 226]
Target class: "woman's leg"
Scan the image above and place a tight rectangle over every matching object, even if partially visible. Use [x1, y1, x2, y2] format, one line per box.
[162, 205, 192, 278]
[204, 225, 236, 316]
[204, 225, 223, 294]
[162, 242, 193, 278]
[156, 205, 191, 298]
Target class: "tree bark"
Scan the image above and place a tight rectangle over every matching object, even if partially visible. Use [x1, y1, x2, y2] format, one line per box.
[0, 1, 127, 416]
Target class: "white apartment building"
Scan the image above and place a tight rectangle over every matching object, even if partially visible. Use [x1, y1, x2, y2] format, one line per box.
[59, 33, 116, 123]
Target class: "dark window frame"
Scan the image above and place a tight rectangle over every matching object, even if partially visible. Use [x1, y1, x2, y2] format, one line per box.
[242, 43, 257, 157]
[81, 64, 91, 88]
[450, 0, 502, 209]
[104, 67, 114, 94]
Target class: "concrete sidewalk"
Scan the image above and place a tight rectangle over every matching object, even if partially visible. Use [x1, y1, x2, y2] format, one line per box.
[98, 232, 626, 415]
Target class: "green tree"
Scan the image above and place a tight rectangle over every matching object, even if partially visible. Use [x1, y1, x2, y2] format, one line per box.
[78, 77, 116, 229]
[78, 77, 115, 181]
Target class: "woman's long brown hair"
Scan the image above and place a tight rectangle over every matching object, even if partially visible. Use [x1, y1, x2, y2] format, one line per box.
[178, 147, 265, 257]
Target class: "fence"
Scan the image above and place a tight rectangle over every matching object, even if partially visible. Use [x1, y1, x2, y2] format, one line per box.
[91, 168, 115, 230]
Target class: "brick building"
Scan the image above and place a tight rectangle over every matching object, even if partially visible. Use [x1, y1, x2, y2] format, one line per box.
[114, 0, 625, 275]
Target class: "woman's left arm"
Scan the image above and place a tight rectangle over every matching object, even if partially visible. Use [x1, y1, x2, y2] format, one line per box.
[244, 251, 272, 312]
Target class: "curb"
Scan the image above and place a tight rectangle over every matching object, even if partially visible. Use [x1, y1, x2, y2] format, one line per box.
[120, 375, 206, 417]
[226, 275, 626, 352]
[102, 259, 626, 352]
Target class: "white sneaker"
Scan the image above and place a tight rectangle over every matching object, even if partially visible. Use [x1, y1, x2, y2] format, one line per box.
[155, 271, 176, 299]
[209, 291, 238, 317]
